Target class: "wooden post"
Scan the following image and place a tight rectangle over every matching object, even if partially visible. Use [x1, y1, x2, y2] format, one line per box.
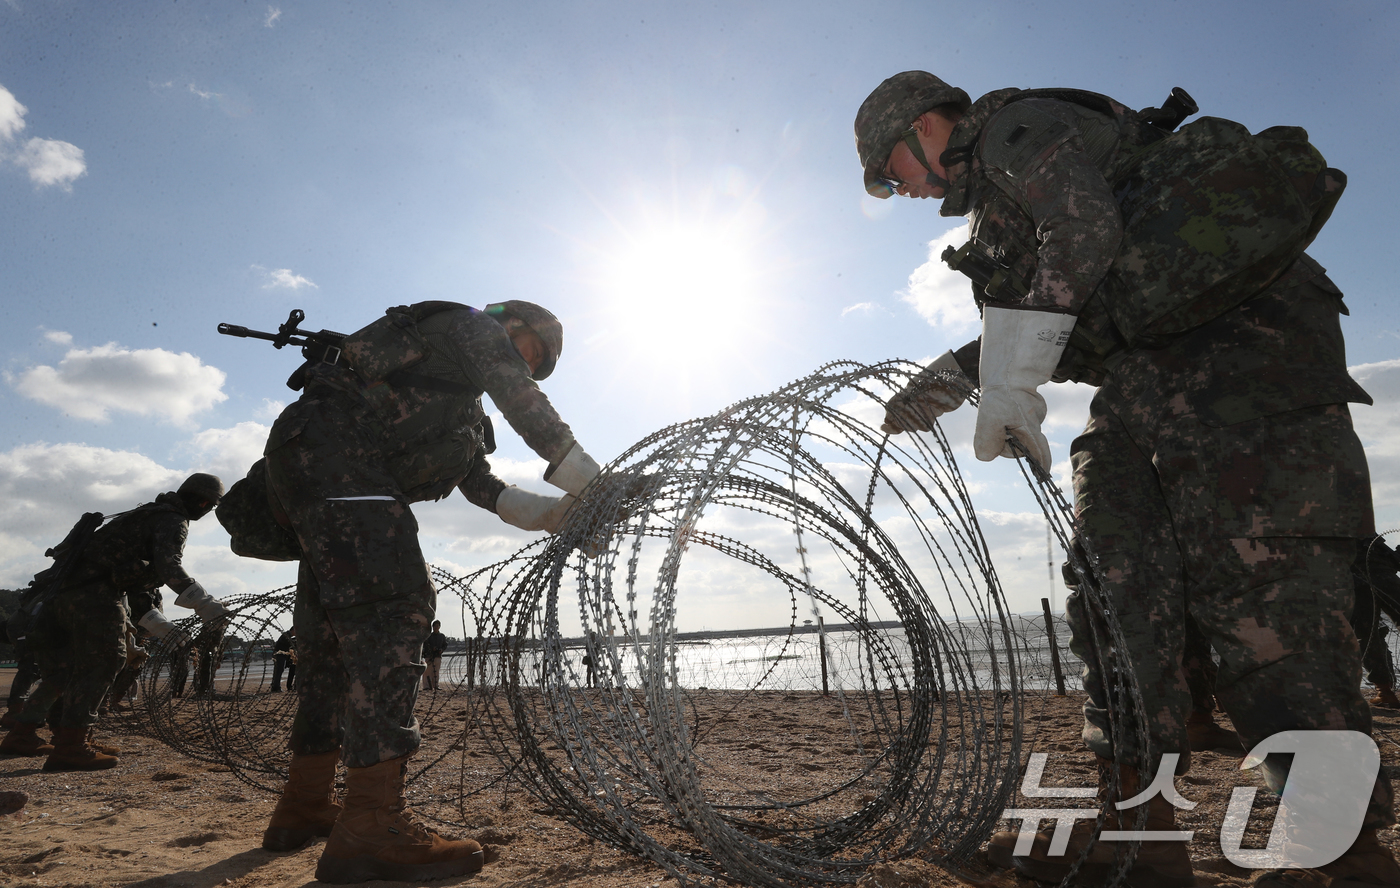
[817, 616, 830, 697]
[1042, 597, 1067, 697]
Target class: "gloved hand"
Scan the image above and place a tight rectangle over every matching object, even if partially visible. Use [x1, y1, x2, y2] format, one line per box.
[496, 486, 577, 533]
[173, 580, 232, 622]
[544, 442, 602, 497]
[882, 351, 974, 434]
[137, 607, 192, 647]
[972, 305, 1076, 470]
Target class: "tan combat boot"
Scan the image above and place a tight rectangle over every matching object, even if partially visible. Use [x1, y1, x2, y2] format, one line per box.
[262, 749, 344, 851]
[87, 728, 120, 756]
[314, 754, 496, 884]
[0, 722, 54, 756]
[1371, 685, 1400, 710]
[987, 755, 1194, 888]
[42, 726, 118, 771]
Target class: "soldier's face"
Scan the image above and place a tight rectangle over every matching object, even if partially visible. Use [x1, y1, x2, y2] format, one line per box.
[884, 112, 956, 199]
[511, 330, 547, 376]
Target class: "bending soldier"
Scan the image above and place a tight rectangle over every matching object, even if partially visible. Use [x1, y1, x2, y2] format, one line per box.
[0, 473, 228, 771]
[856, 72, 1396, 887]
[257, 300, 612, 884]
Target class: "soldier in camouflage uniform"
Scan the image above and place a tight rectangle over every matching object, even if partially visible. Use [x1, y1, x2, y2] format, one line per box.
[857, 72, 1397, 887]
[258, 300, 607, 884]
[0, 474, 228, 771]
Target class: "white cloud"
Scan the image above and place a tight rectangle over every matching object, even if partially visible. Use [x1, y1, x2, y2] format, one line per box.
[254, 398, 286, 421]
[841, 302, 881, 318]
[188, 83, 222, 101]
[184, 421, 272, 482]
[7, 341, 228, 427]
[14, 137, 86, 189]
[0, 440, 297, 595]
[0, 83, 87, 190]
[43, 329, 73, 346]
[0, 85, 25, 141]
[265, 5, 282, 27]
[1350, 358, 1400, 530]
[257, 266, 319, 290]
[902, 225, 980, 336]
[0, 442, 184, 585]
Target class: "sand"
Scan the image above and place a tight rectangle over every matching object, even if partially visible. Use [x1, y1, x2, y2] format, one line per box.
[2, 685, 1399, 888]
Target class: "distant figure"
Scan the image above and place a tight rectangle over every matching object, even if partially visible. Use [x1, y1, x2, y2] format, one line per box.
[421, 622, 447, 691]
[272, 628, 297, 693]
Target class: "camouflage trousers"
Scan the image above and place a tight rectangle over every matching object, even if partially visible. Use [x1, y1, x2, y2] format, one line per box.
[15, 583, 127, 730]
[265, 395, 434, 769]
[1067, 386, 1393, 828]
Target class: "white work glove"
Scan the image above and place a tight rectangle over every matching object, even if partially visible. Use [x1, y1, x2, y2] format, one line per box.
[138, 607, 191, 646]
[495, 486, 577, 533]
[544, 442, 602, 497]
[174, 580, 231, 622]
[882, 350, 974, 434]
[973, 305, 1076, 470]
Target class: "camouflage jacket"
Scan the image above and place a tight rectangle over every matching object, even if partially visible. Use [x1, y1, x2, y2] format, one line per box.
[72, 492, 193, 593]
[941, 88, 1370, 418]
[275, 305, 576, 507]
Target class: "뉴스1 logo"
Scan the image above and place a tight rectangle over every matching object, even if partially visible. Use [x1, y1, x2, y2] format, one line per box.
[999, 731, 1378, 869]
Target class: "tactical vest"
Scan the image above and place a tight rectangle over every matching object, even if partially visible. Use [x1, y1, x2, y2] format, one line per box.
[337, 302, 494, 502]
[80, 496, 188, 590]
[947, 87, 1345, 371]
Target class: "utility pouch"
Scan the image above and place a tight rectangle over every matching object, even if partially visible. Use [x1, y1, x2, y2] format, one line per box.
[217, 458, 302, 562]
[1102, 117, 1345, 346]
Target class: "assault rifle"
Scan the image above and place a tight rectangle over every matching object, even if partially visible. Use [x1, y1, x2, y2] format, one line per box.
[217, 309, 349, 391]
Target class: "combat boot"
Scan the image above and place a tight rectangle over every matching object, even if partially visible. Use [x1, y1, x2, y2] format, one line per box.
[1186, 709, 1243, 754]
[987, 755, 1194, 888]
[262, 749, 344, 851]
[1, 703, 24, 730]
[0, 722, 54, 756]
[314, 754, 495, 884]
[42, 726, 118, 771]
[87, 728, 120, 757]
[1371, 685, 1400, 709]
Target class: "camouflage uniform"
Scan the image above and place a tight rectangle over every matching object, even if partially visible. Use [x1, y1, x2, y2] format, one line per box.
[935, 89, 1392, 826]
[16, 494, 197, 731]
[265, 304, 576, 769]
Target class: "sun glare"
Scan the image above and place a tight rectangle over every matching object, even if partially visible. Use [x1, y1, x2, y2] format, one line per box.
[600, 225, 756, 355]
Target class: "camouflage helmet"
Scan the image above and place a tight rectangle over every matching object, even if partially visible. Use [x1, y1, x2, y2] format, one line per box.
[484, 300, 563, 380]
[177, 472, 225, 518]
[855, 71, 971, 199]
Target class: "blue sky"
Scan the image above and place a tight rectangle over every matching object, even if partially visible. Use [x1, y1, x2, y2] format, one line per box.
[2, 1, 1398, 631]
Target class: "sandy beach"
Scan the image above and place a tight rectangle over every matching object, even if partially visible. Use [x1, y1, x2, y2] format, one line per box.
[2, 677, 1399, 888]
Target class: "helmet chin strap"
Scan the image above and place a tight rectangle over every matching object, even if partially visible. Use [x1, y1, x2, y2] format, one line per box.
[923, 171, 951, 191]
[902, 128, 949, 193]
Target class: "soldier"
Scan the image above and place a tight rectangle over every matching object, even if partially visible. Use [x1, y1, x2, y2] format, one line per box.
[0, 473, 229, 771]
[271, 627, 296, 692]
[421, 621, 447, 691]
[856, 73, 1397, 887]
[0, 616, 41, 730]
[1354, 536, 1400, 709]
[257, 300, 611, 884]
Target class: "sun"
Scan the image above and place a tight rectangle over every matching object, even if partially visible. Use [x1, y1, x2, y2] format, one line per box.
[597, 224, 757, 358]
